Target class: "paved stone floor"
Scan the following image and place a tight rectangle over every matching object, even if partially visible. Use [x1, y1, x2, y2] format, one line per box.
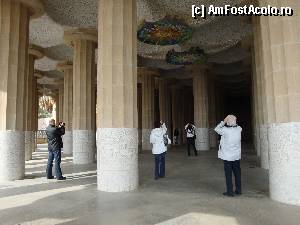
[0, 144, 300, 225]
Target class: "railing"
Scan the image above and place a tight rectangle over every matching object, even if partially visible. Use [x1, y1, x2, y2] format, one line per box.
[35, 130, 47, 144]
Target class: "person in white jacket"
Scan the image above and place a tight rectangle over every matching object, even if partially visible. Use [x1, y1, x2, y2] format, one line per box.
[215, 115, 242, 197]
[150, 121, 171, 180]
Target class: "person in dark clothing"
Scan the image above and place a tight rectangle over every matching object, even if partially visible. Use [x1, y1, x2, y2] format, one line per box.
[46, 119, 66, 180]
[185, 123, 198, 156]
[173, 128, 179, 145]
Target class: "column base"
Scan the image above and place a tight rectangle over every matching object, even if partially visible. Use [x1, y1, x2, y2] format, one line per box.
[138, 128, 142, 150]
[209, 128, 217, 148]
[97, 128, 138, 192]
[62, 131, 73, 155]
[25, 131, 34, 161]
[195, 128, 209, 151]
[142, 129, 152, 150]
[0, 131, 25, 181]
[268, 122, 300, 206]
[260, 124, 269, 169]
[73, 130, 96, 164]
[32, 131, 36, 153]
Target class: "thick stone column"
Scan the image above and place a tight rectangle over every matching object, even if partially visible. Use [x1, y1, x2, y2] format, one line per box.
[140, 68, 156, 150]
[208, 76, 217, 149]
[58, 84, 64, 123]
[58, 63, 73, 155]
[65, 29, 97, 164]
[171, 87, 181, 144]
[253, 16, 269, 169]
[97, 0, 138, 192]
[254, 1, 300, 206]
[192, 66, 210, 151]
[0, 0, 43, 181]
[158, 79, 172, 137]
[251, 51, 260, 157]
[177, 88, 185, 144]
[24, 46, 43, 160]
[32, 82, 39, 152]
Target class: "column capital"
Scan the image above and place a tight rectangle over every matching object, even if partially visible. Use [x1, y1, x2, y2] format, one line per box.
[138, 67, 160, 76]
[34, 71, 43, 78]
[186, 64, 209, 75]
[57, 62, 73, 72]
[29, 44, 44, 59]
[64, 28, 98, 47]
[17, 0, 44, 18]
[56, 81, 64, 86]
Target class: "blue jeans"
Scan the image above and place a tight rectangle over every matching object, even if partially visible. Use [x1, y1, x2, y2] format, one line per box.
[46, 147, 63, 179]
[154, 152, 166, 178]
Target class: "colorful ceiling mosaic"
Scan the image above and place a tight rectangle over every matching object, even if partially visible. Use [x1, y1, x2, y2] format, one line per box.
[166, 47, 207, 65]
[137, 16, 193, 45]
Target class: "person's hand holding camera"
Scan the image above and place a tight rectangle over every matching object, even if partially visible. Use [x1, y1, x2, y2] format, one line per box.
[58, 122, 65, 127]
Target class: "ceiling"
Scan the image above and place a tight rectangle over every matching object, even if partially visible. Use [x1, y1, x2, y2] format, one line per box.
[30, 0, 253, 96]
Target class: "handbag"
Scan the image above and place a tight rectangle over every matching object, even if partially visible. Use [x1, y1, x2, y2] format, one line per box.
[163, 134, 169, 146]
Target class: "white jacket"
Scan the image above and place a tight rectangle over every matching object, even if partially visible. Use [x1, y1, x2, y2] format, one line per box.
[150, 124, 171, 155]
[214, 121, 242, 161]
[185, 124, 196, 138]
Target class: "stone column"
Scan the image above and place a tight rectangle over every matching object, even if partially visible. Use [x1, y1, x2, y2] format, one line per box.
[251, 38, 262, 158]
[65, 29, 97, 164]
[32, 84, 39, 152]
[24, 46, 43, 160]
[58, 84, 64, 123]
[137, 83, 142, 150]
[58, 63, 73, 155]
[171, 87, 180, 144]
[158, 79, 172, 137]
[140, 68, 156, 150]
[158, 79, 168, 122]
[0, 0, 43, 181]
[254, 1, 300, 206]
[97, 0, 138, 192]
[171, 86, 185, 144]
[177, 88, 185, 144]
[208, 76, 217, 148]
[192, 66, 210, 151]
[253, 16, 269, 168]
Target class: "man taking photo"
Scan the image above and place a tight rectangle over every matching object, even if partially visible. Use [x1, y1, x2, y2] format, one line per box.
[46, 119, 66, 180]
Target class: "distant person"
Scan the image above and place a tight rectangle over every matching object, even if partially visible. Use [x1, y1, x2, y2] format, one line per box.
[46, 119, 66, 180]
[150, 121, 171, 180]
[215, 115, 242, 197]
[173, 128, 179, 145]
[185, 123, 198, 156]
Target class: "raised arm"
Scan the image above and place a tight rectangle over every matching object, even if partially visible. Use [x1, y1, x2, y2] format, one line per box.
[214, 121, 225, 136]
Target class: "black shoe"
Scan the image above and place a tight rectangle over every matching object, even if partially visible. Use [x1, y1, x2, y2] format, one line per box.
[47, 176, 54, 179]
[223, 192, 234, 197]
[57, 176, 66, 180]
[235, 190, 242, 195]
[160, 175, 165, 178]
[154, 177, 159, 180]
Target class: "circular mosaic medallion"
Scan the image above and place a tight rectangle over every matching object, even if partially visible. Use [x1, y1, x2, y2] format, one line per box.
[166, 47, 207, 65]
[137, 16, 192, 45]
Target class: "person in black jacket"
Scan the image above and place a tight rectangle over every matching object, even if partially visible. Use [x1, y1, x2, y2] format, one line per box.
[46, 119, 66, 180]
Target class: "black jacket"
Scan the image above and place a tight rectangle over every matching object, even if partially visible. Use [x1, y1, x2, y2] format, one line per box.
[46, 125, 65, 150]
